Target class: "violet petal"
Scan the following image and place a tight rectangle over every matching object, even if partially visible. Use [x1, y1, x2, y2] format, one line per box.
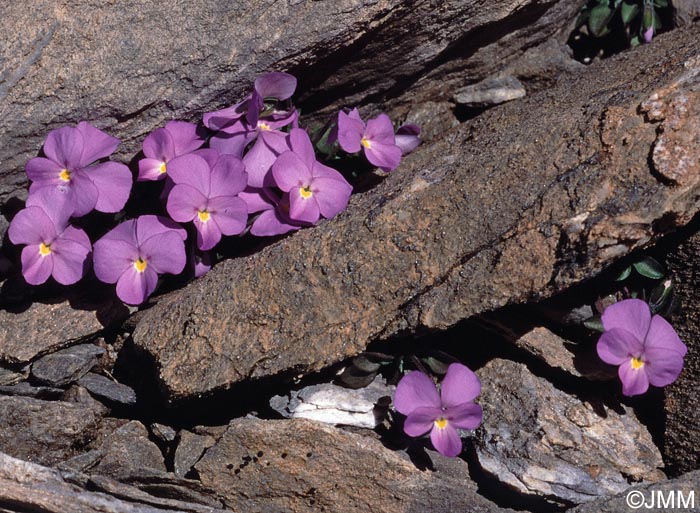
[601, 298, 651, 343]
[21, 245, 54, 285]
[440, 363, 481, 407]
[430, 423, 463, 457]
[394, 370, 441, 415]
[76, 122, 120, 167]
[445, 402, 483, 430]
[403, 406, 441, 437]
[597, 328, 644, 366]
[88, 161, 133, 213]
[619, 360, 650, 396]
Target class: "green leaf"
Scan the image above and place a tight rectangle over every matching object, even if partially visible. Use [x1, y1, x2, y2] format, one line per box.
[631, 34, 642, 46]
[615, 266, 632, 281]
[351, 356, 381, 373]
[620, 1, 640, 24]
[654, 0, 668, 7]
[633, 256, 664, 279]
[584, 315, 605, 332]
[649, 279, 673, 313]
[422, 356, 450, 376]
[589, 4, 615, 36]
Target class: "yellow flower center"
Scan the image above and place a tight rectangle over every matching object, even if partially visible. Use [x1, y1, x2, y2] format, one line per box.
[631, 357, 645, 370]
[300, 186, 313, 199]
[158, 162, 167, 174]
[198, 210, 211, 222]
[361, 138, 371, 149]
[258, 122, 271, 131]
[39, 242, 51, 256]
[434, 418, 448, 429]
[134, 258, 147, 273]
[59, 169, 71, 182]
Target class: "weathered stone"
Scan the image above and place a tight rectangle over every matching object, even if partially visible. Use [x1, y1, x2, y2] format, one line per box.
[453, 76, 526, 107]
[31, 344, 104, 387]
[86, 421, 166, 480]
[132, 28, 700, 402]
[0, 396, 101, 466]
[174, 430, 216, 478]
[664, 229, 700, 475]
[0, 0, 582, 206]
[0, 364, 27, 385]
[673, 0, 700, 26]
[475, 359, 665, 505]
[62, 384, 110, 416]
[195, 417, 514, 513]
[270, 376, 393, 429]
[78, 372, 137, 405]
[150, 423, 177, 444]
[570, 470, 700, 513]
[513, 327, 581, 375]
[0, 301, 106, 364]
[0, 381, 64, 398]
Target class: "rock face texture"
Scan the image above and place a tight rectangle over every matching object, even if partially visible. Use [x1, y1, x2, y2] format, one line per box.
[0, 0, 581, 206]
[132, 28, 700, 401]
[665, 230, 700, 475]
[475, 359, 664, 505]
[194, 418, 514, 513]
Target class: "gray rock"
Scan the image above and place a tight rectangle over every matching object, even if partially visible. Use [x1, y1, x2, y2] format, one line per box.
[173, 430, 216, 478]
[31, 344, 104, 387]
[78, 373, 136, 405]
[570, 470, 700, 513]
[673, 0, 700, 26]
[454, 76, 526, 107]
[270, 376, 393, 429]
[62, 385, 110, 416]
[150, 423, 177, 443]
[195, 418, 515, 513]
[475, 359, 665, 505]
[0, 396, 101, 466]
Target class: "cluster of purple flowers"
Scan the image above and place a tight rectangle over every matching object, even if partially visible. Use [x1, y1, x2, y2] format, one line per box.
[7, 72, 421, 305]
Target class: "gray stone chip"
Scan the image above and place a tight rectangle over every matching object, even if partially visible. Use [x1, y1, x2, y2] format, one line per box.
[78, 373, 136, 405]
[31, 344, 104, 387]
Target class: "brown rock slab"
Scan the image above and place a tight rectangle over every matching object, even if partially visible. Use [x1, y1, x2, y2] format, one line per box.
[133, 28, 700, 402]
[195, 417, 513, 513]
[174, 430, 216, 478]
[475, 359, 664, 505]
[0, 395, 101, 466]
[0, 301, 105, 364]
[512, 327, 582, 377]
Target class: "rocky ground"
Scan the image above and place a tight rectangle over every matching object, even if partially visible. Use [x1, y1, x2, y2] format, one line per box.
[1, 1, 699, 512]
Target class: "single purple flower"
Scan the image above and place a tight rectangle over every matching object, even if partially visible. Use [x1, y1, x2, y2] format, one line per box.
[395, 124, 422, 155]
[138, 121, 204, 181]
[93, 215, 187, 305]
[643, 26, 654, 43]
[337, 108, 402, 172]
[272, 128, 352, 224]
[8, 188, 91, 286]
[166, 153, 248, 250]
[26, 122, 132, 216]
[246, 71, 298, 126]
[394, 363, 483, 458]
[597, 298, 687, 396]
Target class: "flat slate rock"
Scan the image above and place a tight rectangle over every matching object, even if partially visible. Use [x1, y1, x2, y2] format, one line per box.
[78, 372, 137, 405]
[195, 417, 515, 513]
[133, 28, 700, 401]
[475, 359, 664, 505]
[31, 344, 104, 387]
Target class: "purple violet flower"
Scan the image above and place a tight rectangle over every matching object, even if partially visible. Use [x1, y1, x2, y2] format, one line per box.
[93, 215, 187, 305]
[203, 72, 297, 158]
[597, 298, 687, 396]
[337, 108, 402, 172]
[394, 363, 483, 457]
[643, 26, 654, 43]
[8, 188, 91, 285]
[166, 153, 248, 250]
[138, 121, 204, 181]
[26, 122, 132, 216]
[242, 129, 291, 188]
[248, 189, 307, 237]
[395, 124, 422, 155]
[272, 128, 352, 224]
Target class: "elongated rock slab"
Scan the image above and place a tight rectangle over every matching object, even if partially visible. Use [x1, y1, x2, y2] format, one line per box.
[134, 29, 700, 401]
